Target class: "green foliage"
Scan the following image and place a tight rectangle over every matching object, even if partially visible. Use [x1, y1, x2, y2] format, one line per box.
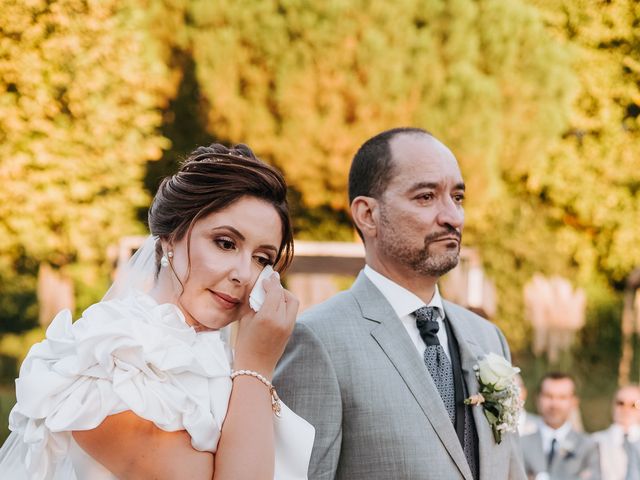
[525, 0, 640, 286]
[464, 0, 640, 350]
[142, 50, 217, 206]
[0, 0, 184, 327]
[0, 328, 45, 368]
[0, 387, 15, 443]
[187, 0, 572, 217]
[0, 254, 39, 333]
[185, 0, 576, 347]
[0, 0, 637, 403]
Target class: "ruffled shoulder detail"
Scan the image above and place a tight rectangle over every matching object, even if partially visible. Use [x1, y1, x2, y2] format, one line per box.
[9, 293, 232, 480]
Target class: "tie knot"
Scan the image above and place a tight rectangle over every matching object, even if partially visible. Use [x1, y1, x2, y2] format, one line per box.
[414, 306, 440, 345]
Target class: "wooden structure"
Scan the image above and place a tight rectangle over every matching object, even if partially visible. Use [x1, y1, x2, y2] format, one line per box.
[619, 268, 640, 386]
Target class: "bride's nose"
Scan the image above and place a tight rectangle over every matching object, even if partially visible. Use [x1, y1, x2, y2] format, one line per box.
[229, 255, 252, 285]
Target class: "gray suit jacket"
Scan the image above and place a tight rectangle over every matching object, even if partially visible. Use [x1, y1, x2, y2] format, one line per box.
[520, 429, 601, 480]
[274, 272, 526, 480]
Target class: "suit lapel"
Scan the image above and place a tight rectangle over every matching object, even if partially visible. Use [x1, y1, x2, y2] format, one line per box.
[351, 273, 473, 480]
[445, 302, 499, 480]
[557, 430, 579, 472]
[526, 431, 547, 474]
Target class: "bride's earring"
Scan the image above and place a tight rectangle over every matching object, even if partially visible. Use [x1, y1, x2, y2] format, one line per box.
[160, 251, 173, 268]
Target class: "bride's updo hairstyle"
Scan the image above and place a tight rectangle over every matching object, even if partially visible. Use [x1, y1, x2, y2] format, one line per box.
[148, 143, 294, 274]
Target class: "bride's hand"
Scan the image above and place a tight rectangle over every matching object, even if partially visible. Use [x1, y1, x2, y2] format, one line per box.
[233, 274, 299, 378]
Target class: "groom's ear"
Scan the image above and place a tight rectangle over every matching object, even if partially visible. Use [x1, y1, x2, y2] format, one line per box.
[351, 196, 379, 240]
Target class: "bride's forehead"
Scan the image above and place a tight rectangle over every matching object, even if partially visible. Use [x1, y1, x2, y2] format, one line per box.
[192, 197, 282, 238]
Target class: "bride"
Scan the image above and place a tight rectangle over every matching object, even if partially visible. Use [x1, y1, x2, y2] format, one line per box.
[0, 143, 314, 479]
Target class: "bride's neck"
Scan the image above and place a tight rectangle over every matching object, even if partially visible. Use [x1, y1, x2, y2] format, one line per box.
[148, 270, 180, 305]
[148, 272, 210, 331]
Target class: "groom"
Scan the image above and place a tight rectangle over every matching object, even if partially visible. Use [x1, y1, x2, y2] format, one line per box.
[274, 127, 526, 480]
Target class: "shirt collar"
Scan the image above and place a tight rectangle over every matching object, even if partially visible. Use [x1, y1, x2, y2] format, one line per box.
[611, 423, 640, 442]
[540, 420, 573, 444]
[363, 265, 444, 320]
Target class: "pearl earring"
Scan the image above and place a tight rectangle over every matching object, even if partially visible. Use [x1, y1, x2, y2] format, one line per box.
[160, 251, 173, 268]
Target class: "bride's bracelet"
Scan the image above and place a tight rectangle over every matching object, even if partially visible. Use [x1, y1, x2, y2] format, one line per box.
[230, 369, 282, 417]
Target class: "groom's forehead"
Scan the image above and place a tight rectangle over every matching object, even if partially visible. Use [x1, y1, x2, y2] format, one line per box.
[387, 135, 462, 187]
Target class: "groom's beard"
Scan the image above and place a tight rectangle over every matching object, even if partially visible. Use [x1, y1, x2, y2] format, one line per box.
[378, 210, 461, 277]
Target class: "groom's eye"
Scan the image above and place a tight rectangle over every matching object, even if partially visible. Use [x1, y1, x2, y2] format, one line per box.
[415, 192, 435, 202]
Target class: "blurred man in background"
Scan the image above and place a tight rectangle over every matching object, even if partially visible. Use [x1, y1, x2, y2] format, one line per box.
[520, 372, 600, 480]
[592, 385, 640, 480]
[517, 374, 541, 436]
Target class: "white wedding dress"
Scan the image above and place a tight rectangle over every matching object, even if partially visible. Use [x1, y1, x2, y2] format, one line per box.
[0, 292, 314, 479]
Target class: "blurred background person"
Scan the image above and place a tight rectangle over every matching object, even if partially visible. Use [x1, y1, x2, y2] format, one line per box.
[517, 373, 541, 436]
[592, 385, 640, 480]
[520, 372, 600, 480]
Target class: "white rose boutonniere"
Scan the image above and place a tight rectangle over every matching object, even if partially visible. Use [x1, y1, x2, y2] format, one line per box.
[464, 352, 522, 444]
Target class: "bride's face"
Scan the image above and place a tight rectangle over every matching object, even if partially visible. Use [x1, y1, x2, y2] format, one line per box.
[166, 196, 283, 330]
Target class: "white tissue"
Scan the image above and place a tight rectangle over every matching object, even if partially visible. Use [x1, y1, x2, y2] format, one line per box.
[249, 265, 280, 312]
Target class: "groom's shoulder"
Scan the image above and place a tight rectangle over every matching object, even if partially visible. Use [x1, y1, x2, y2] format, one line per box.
[443, 300, 495, 329]
[297, 289, 360, 334]
[443, 299, 509, 344]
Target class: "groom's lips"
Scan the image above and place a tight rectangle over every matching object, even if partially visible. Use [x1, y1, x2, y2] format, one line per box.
[430, 236, 460, 247]
[426, 230, 462, 245]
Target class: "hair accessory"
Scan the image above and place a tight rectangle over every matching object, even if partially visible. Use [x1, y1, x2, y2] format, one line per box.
[230, 369, 282, 417]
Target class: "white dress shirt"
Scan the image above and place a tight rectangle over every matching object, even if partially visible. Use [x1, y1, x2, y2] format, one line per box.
[539, 421, 573, 456]
[364, 265, 450, 360]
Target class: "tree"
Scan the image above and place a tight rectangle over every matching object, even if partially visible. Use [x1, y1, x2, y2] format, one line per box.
[187, 0, 575, 345]
[0, 0, 184, 331]
[526, 0, 640, 285]
[523, 0, 640, 386]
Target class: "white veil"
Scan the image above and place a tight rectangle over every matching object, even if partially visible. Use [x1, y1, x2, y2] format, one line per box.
[102, 234, 159, 301]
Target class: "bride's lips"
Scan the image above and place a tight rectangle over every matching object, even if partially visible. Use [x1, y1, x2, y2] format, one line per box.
[209, 290, 240, 309]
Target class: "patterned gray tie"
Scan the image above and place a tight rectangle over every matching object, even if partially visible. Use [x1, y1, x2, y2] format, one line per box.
[415, 306, 479, 480]
[414, 306, 455, 425]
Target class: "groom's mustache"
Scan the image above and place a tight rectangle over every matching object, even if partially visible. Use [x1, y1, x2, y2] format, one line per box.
[424, 227, 462, 246]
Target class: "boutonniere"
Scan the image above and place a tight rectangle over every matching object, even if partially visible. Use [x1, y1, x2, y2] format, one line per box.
[558, 438, 576, 458]
[464, 352, 522, 444]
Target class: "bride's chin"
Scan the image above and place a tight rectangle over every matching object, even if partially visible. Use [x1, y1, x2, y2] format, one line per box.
[193, 311, 240, 331]
[192, 322, 218, 332]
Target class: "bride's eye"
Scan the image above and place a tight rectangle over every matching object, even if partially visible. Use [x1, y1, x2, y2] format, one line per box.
[255, 255, 274, 267]
[215, 237, 236, 251]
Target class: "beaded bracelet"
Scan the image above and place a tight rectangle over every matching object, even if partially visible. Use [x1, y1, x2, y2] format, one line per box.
[230, 369, 282, 417]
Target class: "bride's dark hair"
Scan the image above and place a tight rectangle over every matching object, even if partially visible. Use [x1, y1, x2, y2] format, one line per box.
[148, 143, 294, 273]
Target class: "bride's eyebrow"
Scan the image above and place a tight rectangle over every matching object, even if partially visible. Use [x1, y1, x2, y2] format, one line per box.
[211, 225, 245, 240]
[211, 226, 278, 254]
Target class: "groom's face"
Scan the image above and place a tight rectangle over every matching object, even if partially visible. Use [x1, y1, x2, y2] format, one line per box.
[375, 133, 465, 278]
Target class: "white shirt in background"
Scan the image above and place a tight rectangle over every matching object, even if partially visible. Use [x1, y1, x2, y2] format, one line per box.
[593, 423, 640, 480]
[539, 421, 573, 455]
